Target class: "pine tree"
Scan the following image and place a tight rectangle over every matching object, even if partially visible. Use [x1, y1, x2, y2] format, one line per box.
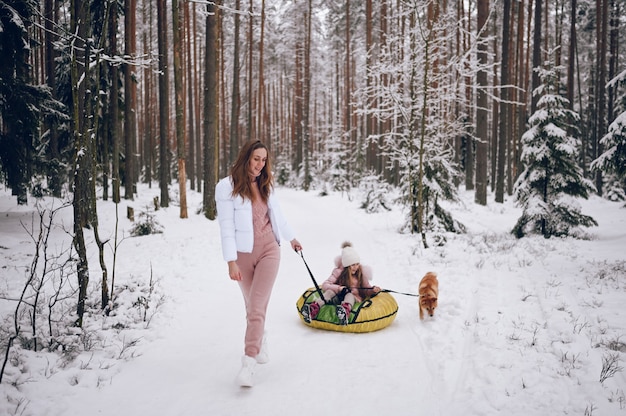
[513, 59, 597, 238]
[0, 0, 59, 204]
[590, 70, 626, 201]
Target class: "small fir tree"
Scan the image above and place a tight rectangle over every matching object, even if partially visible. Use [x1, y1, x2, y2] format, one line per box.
[513, 60, 597, 238]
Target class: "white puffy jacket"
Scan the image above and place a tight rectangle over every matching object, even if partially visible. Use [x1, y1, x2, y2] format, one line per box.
[215, 176, 296, 262]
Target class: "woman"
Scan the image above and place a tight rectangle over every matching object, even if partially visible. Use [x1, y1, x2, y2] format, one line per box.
[215, 140, 302, 387]
[301, 242, 380, 325]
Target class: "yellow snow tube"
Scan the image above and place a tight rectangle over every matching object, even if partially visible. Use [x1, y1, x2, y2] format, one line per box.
[296, 288, 398, 333]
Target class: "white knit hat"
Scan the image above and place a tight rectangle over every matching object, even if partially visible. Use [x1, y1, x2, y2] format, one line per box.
[341, 241, 360, 267]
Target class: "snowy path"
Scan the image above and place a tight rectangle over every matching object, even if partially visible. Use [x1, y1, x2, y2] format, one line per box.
[13, 186, 624, 416]
[48, 188, 453, 415]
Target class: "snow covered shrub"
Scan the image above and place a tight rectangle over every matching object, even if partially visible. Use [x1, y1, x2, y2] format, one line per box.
[313, 130, 352, 194]
[274, 153, 292, 186]
[600, 175, 626, 202]
[110, 270, 164, 329]
[130, 206, 163, 236]
[599, 352, 623, 384]
[358, 172, 392, 213]
[513, 60, 597, 238]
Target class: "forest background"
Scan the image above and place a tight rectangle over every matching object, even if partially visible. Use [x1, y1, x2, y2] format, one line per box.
[0, 0, 626, 386]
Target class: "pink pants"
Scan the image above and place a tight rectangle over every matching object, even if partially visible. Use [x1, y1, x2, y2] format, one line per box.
[236, 232, 281, 358]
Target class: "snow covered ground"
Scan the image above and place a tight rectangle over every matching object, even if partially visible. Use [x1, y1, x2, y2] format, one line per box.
[0, 183, 625, 415]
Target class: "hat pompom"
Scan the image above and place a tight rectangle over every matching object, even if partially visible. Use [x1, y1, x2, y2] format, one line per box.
[341, 241, 360, 267]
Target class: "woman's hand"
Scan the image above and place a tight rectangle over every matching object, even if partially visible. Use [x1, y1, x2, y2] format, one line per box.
[228, 261, 242, 281]
[290, 238, 302, 252]
[373, 286, 381, 293]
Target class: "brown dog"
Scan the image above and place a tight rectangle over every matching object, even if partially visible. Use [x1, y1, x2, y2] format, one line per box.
[418, 272, 438, 320]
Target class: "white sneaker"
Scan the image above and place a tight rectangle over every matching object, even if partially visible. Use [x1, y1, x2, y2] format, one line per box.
[256, 335, 269, 364]
[237, 355, 257, 387]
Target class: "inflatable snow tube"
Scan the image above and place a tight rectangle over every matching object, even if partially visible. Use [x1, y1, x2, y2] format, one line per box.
[296, 288, 398, 333]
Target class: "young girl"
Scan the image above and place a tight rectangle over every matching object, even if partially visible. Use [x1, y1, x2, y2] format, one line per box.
[215, 140, 302, 387]
[302, 242, 380, 325]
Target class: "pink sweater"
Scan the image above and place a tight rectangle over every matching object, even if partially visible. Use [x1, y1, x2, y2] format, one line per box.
[252, 198, 273, 239]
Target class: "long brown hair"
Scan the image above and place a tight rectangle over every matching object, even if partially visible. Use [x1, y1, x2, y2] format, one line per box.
[230, 140, 274, 202]
[338, 266, 365, 298]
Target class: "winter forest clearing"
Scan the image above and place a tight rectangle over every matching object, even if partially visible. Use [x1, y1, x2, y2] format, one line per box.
[1, 0, 626, 414]
[0, 184, 625, 415]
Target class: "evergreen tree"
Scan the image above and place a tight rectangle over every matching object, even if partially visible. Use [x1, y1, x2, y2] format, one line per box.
[513, 60, 597, 238]
[0, 0, 59, 204]
[590, 69, 626, 201]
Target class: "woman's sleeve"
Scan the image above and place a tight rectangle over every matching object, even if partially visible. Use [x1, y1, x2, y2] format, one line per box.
[215, 179, 237, 262]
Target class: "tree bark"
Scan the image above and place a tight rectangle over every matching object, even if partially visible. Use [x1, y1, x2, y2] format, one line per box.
[185, 2, 196, 191]
[110, 0, 121, 203]
[495, 0, 512, 203]
[124, 0, 137, 200]
[229, 0, 242, 167]
[247, 0, 254, 141]
[258, 0, 266, 145]
[475, 0, 490, 206]
[227, 0, 241, 166]
[173, 0, 188, 218]
[203, 0, 220, 219]
[157, 0, 170, 207]
[594, 0, 608, 195]
[530, 0, 542, 114]
[303, 0, 312, 190]
[70, 0, 89, 327]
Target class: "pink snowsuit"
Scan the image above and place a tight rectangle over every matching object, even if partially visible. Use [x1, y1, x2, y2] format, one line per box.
[317, 256, 376, 306]
[236, 197, 283, 358]
[215, 177, 297, 359]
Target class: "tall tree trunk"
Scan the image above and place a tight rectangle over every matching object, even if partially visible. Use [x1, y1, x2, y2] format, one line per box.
[142, 0, 153, 188]
[89, 3, 111, 312]
[110, 0, 121, 203]
[70, 0, 89, 327]
[257, 0, 266, 145]
[416, 9, 432, 249]
[124, 0, 137, 199]
[514, 0, 527, 184]
[303, 0, 312, 190]
[462, 1, 475, 191]
[475, 0, 490, 205]
[157, 0, 170, 207]
[44, 0, 61, 198]
[495, 0, 512, 203]
[365, 0, 374, 171]
[172, 0, 188, 218]
[505, 3, 516, 195]
[380, 0, 390, 181]
[530, 0, 542, 113]
[203, 0, 220, 219]
[229, 0, 241, 167]
[247, 0, 253, 141]
[567, 0, 576, 109]
[293, 39, 303, 173]
[185, 1, 196, 190]
[594, 0, 608, 195]
[490, 7, 499, 191]
[193, 5, 203, 186]
[219, 4, 228, 178]
[607, 0, 618, 123]
[345, 0, 352, 158]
